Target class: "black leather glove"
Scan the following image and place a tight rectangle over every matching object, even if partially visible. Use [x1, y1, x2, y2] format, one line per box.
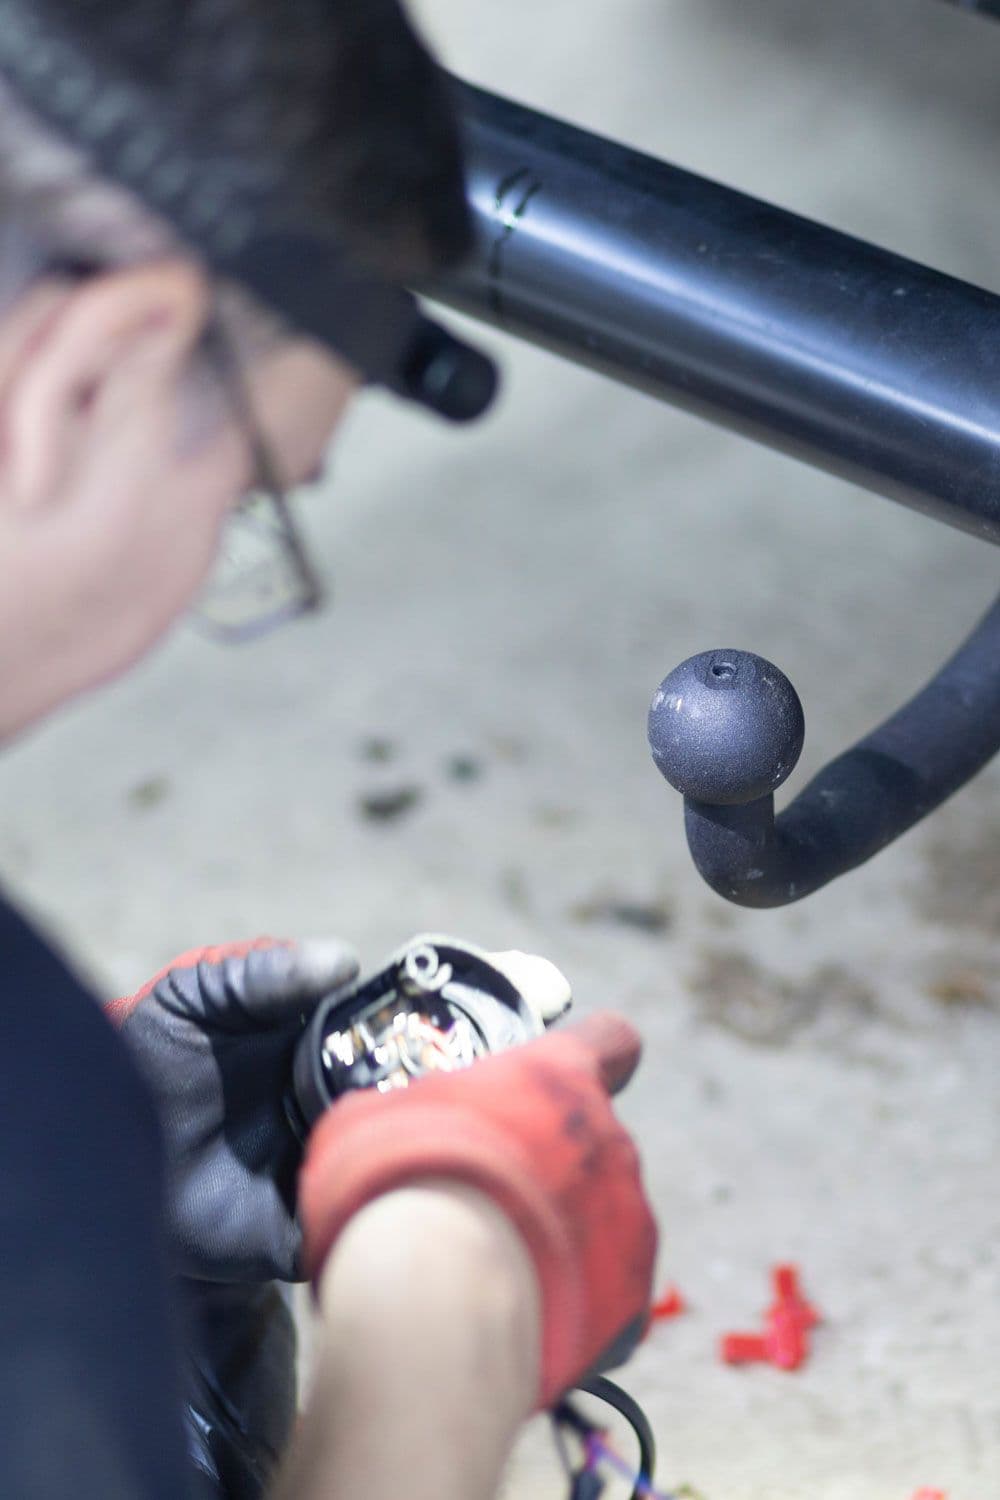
[108, 938, 359, 1282]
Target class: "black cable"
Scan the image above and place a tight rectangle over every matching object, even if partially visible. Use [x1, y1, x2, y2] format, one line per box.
[551, 1403, 606, 1500]
[550, 1414, 575, 1483]
[572, 1376, 657, 1500]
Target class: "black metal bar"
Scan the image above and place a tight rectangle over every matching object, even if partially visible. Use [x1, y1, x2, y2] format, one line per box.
[947, 1, 1000, 18]
[647, 594, 1000, 906]
[431, 82, 1000, 545]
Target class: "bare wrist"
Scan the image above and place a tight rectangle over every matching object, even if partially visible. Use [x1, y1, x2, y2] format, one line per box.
[274, 1183, 542, 1500]
[318, 1179, 542, 1411]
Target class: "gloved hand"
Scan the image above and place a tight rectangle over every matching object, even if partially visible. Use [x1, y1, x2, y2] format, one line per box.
[108, 938, 359, 1283]
[298, 1012, 658, 1410]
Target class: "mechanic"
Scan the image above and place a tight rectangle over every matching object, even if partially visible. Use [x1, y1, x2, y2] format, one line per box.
[0, 3, 658, 1499]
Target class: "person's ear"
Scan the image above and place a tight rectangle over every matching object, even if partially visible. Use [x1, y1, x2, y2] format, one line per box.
[2, 259, 210, 513]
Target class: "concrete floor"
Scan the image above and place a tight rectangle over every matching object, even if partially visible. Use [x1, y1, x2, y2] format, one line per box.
[1, 1, 999, 1496]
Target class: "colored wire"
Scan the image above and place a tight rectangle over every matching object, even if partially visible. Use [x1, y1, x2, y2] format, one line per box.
[575, 1376, 657, 1498]
[551, 1413, 575, 1482]
[585, 1431, 674, 1499]
[555, 1377, 667, 1500]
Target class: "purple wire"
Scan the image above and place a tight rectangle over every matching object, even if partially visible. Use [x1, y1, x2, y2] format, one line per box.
[584, 1434, 603, 1472]
[586, 1432, 676, 1500]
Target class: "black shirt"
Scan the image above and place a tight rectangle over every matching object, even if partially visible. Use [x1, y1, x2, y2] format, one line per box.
[0, 893, 195, 1499]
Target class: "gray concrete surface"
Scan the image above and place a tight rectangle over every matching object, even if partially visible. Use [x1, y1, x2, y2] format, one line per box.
[1, 1, 999, 1496]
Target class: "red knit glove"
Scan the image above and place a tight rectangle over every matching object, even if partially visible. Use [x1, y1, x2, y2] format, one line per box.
[298, 1012, 658, 1410]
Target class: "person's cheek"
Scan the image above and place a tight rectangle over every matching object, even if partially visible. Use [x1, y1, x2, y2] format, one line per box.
[247, 344, 357, 488]
[141, 442, 246, 623]
[68, 414, 243, 667]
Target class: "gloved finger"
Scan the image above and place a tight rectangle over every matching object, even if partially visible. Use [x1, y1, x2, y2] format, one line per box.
[176, 1170, 306, 1283]
[561, 1011, 644, 1096]
[109, 937, 283, 1024]
[234, 939, 360, 1025]
[244, 1180, 306, 1283]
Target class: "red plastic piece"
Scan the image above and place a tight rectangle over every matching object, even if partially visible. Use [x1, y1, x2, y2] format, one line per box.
[720, 1264, 821, 1371]
[651, 1284, 686, 1321]
[720, 1333, 769, 1364]
[910, 1491, 947, 1500]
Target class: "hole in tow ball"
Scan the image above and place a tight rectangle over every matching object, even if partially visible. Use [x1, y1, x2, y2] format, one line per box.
[711, 661, 736, 680]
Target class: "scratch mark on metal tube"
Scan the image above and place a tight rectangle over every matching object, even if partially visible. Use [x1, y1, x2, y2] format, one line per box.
[488, 166, 542, 325]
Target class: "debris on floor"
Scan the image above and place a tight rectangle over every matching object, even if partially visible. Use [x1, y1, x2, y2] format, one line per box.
[128, 775, 171, 811]
[359, 735, 396, 764]
[446, 753, 483, 783]
[650, 1285, 686, 1321]
[569, 892, 673, 935]
[357, 784, 423, 823]
[720, 1264, 821, 1371]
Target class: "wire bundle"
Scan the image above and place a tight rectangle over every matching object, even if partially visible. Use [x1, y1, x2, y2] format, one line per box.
[554, 1376, 674, 1500]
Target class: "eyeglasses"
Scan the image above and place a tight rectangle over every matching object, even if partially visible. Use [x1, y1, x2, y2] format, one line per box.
[193, 315, 327, 644]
